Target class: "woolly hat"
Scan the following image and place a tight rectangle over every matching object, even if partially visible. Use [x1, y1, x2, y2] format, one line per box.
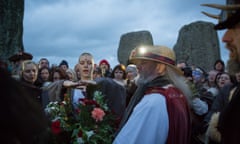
[126, 64, 137, 73]
[129, 45, 183, 74]
[99, 59, 110, 68]
[59, 60, 69, 68]
[201, 0, 240, 30]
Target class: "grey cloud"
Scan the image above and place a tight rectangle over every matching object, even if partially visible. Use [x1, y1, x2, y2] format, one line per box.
[24, 0, 227, 68]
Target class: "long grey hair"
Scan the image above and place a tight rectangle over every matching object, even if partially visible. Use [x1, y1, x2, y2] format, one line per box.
[166, 66, 192, 103]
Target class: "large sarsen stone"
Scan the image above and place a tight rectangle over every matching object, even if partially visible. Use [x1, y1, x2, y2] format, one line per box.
[118, 30, 153, 66]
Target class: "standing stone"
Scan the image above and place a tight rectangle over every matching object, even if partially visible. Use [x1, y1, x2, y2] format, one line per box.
[173, 21, 221, 72]
[118, 30, 153, 66]
[0, 0, 24, 61]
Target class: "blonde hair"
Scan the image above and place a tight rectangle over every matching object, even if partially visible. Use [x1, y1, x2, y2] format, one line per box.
[19, 60, 38, 78]
[66, 68, 78, 81]
[78, 52, 95, 80]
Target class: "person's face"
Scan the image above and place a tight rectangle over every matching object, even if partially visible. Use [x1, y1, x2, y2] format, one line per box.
[114, 69, 124, 80]
[135, 60, 158, 83]
[127, 71, 135, 80]
[39, 59, 49, 68]
[40, 68, 50, 81]
[215, 62, 224, 71]
[192, 70, 203, 83]
[177, 62, 186, 69]
[235, 72, 240, 82]
[74, 64, 81, 79]
[67, 72, 74, 81]
[93, 68, 102, 79]
[208, 71, 218, 83]
[217, 73, 232, 88]
[222, 24, 240, 63]
[22, 63, 38, 84]
[93, 72, 101, 79]
[100, 63, 109, 70]
[79, 55, 94, 80]
[60, 65, 68, 71]
[53, 72, 61, 82]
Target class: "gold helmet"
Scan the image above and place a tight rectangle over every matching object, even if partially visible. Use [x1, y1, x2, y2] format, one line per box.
[129, 45, 183, 74]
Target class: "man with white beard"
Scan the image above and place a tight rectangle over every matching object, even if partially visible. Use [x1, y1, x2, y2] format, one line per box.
[113, 45, 192, 144]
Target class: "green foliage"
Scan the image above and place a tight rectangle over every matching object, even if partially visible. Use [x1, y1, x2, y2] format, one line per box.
[45, 89, 117, 144]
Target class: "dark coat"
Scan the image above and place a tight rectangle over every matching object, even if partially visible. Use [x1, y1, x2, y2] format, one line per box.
[204, 84, 235, 123]
[95, 77, 126, 118]
[218, 84, 240, 144]
[20, 79, 42, 105]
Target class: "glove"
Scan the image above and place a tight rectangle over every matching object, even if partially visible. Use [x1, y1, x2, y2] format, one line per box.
[207, 87, 219, 96]
[192, 98, 208, 115]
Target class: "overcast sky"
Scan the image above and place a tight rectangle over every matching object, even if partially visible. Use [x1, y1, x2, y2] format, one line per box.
[23, 0, 228, 69]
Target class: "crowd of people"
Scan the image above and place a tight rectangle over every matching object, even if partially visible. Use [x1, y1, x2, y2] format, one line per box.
[1, 0, 240, 143]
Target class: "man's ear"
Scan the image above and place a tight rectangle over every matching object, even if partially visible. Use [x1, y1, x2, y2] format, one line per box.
[157, 63, 166, 75]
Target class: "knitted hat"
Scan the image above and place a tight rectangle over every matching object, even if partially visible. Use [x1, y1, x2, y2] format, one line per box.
[126, 64, 137, 73]
[99, 59, 110, 68]
[201, 0, 240, 30]
[59, 60, 69, 68]
[129, 45, 182, 74]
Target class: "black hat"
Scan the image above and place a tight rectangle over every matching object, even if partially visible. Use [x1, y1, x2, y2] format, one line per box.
[59, 60, 69, 68]
[8, 51, 33, 62]
[201, 0, 240, 30]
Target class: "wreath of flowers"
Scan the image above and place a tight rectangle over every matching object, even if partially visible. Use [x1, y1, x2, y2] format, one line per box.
[45, 90, 117, 144]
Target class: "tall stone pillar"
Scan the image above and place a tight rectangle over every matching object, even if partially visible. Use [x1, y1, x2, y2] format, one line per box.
[0, 0, 24, 61]
[173, 21, 221, 72]
[118, 30, 153, 66]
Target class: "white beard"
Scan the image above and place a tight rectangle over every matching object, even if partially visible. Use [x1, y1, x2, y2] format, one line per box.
[135, 74, 151, 86]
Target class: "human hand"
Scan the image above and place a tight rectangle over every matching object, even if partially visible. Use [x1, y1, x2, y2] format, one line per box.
[78, 80, 97, 85]
[192, 98, 208, 115]
[63, 80, 79, 87]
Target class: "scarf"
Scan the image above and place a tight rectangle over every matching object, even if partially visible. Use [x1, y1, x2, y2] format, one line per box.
[116, 75, 172, 135]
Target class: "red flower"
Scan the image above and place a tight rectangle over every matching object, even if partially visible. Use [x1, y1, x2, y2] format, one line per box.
[78, 130, 83, 137]
[51, 120, 61, 135]
[79, 98, 99, 107]
[75, 108, 81, 114]
[91, 108, 105, 122]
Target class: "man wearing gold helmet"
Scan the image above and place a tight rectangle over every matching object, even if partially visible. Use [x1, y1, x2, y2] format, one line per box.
[202, 0, 240, 143]
[113, 45, 192, 144]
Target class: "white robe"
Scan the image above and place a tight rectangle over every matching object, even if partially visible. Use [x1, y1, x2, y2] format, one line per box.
[113, 93, 169, 144]
[72, 89, 85, 108]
